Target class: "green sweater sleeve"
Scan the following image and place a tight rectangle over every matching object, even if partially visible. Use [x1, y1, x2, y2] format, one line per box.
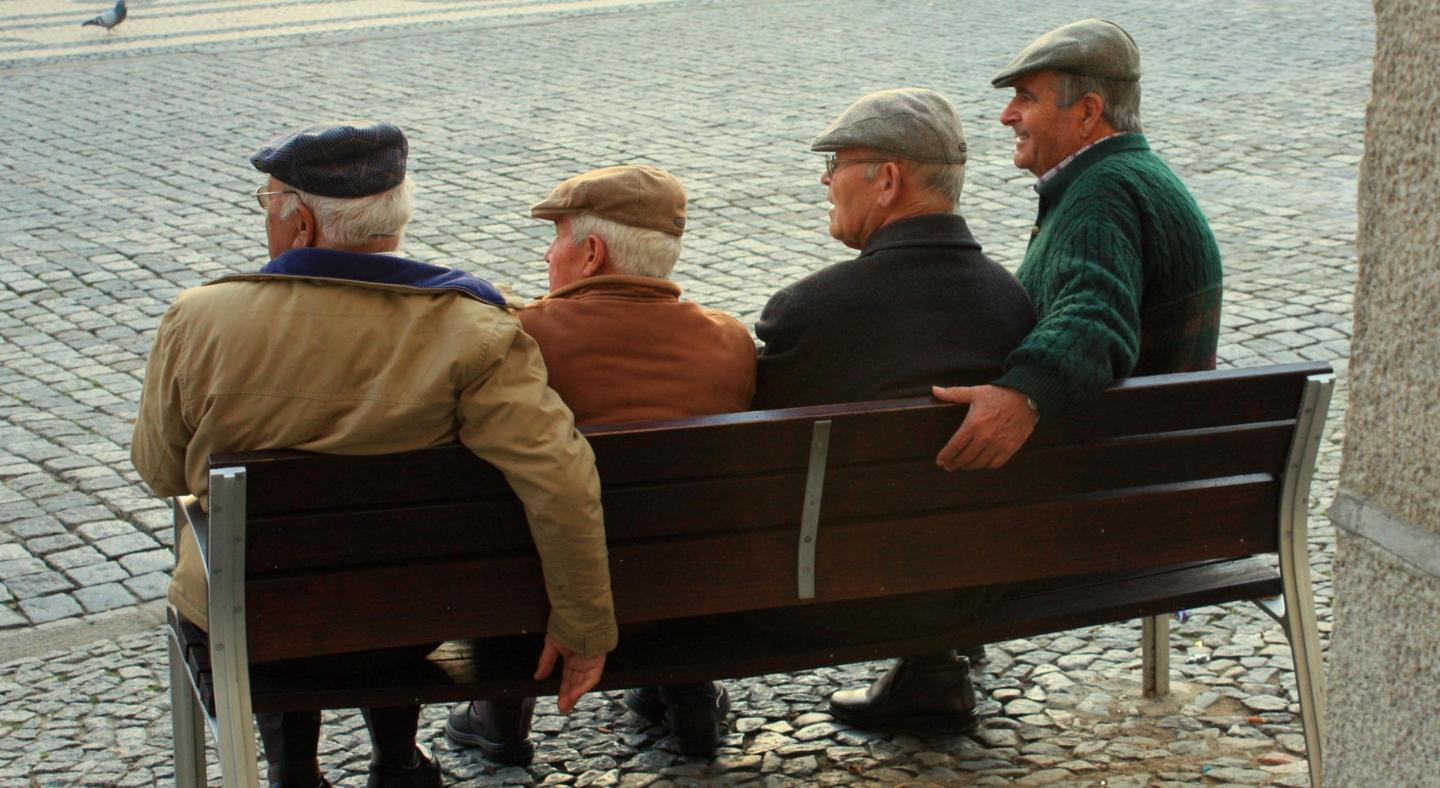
[994, 211, 1144, 419]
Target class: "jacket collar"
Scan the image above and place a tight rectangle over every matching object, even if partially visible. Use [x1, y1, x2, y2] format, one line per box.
[213, 247, 507, 306]
[1036, 133, 1149, 206]
[859, 213, 981, 258]
[538, 274, 682, 302]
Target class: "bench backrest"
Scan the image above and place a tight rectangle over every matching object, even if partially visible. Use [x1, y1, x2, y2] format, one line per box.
[210, 362, 1332, 663]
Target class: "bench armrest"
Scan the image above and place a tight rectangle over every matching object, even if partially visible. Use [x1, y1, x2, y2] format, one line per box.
[173, 495, 211, 578]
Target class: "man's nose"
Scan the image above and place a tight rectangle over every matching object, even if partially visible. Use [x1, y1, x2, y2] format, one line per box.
[820, 171, 832, 187]
[1000, 104, 1019, 125]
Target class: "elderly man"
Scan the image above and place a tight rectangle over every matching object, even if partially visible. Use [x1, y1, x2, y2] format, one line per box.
[753, 89, 1033, 408]
[520, 165, 756, 425]
[752, 89, 1034, 730]
[444, 165, 755, 761]
[132, 122, 616, 788]
[935, 18, 1224, 471]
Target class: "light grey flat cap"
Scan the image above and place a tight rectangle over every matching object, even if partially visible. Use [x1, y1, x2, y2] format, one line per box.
[810, 88, 967, 165]
[991, 18, 1141, 88]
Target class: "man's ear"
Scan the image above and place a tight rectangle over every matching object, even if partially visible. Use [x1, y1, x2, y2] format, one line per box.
[581, 233, 607, 277]
[875, 161, 905, 208]
[1078, 93, 1107, 138]
[291, 201, 318, 249]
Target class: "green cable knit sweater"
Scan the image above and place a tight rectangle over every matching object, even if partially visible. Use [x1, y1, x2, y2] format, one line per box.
[995, 133, 1223, 418]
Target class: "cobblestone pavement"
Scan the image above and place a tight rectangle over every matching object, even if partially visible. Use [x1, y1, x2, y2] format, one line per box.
[0, 0, 1371, 784]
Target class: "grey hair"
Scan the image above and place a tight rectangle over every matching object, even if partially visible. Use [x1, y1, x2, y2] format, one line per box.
[278, 175, 416, 248]
[1052, 72, 1143, 133]
[863, 160, 965, 208]
[569, 213, 682, 279]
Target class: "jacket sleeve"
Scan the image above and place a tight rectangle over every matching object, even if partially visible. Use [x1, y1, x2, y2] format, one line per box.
[994, 213, 1143, 419]
[456, 317, 618, 656]
[131, 302, 193, 498]
[753, 284, 813, 409]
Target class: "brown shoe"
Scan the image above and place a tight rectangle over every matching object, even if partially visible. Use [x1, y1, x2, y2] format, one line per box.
[829, 651, 977, 731]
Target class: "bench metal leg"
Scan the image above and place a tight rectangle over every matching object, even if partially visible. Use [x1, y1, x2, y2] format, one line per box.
[211, 695, 260, 788]
[1267, 373, 1333, 788]
[1280, 575, 1326, 788]
[169, 633, 208, 788]
[1141, 614, 1170, 697]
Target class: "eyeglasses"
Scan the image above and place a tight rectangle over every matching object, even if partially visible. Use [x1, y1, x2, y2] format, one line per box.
[253, 185, 297, 210]
[824, 155, 892, 177]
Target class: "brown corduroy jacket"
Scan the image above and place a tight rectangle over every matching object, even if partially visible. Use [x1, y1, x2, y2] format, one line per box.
[518, 275, 756, 426]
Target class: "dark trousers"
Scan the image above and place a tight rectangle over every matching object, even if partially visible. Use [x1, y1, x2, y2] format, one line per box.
[255, 643, 437, 785]
[258, 707, 420, 785]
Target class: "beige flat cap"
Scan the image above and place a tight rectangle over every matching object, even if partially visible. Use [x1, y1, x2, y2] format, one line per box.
[531, 165, 687, 236]
[991, 18, 1141, 88]
[811, 88, 967, 165]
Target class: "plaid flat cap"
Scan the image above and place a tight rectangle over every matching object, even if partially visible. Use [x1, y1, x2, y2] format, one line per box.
[250, 121, 408, 198]
[532, 165, 687, 236]
[992, 18, 1141, 88]
[811, 88, 967, 165]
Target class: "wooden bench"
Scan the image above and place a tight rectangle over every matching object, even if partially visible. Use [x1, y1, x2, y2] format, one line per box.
[167, 362, 1334, 787]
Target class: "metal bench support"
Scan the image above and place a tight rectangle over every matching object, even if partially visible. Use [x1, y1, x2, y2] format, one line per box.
[1261, 372, 1333, 788]
[207, 467, 261, 788]
[797, 419, 832, 600]
[1141, 614, 1170, 697]
[169, 626, 209, 787]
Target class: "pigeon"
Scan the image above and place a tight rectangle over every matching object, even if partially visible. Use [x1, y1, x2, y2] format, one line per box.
[81, 0, 127, 31]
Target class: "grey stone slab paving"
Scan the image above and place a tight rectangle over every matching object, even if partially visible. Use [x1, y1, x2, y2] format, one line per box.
[0, 0, 1370, 783]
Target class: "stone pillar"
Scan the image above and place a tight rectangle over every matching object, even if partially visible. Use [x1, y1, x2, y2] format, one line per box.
[1325, 0, 1440, 783]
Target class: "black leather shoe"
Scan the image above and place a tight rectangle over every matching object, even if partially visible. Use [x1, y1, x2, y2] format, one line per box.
[366, 742, 441, 788]
[623, 685, 666, 725]
[964, 644, 988, 667]
[445, 699, 536, 766]
[659, 683, 730, 757]
[829, 652, 977, 732]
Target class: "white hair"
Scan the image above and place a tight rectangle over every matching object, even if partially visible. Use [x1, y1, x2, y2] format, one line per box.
[278, 175, 416, 249]
[1053, 72, 1144, 133]
[569, 212, 682, 279]
[863, 160, 965, 208]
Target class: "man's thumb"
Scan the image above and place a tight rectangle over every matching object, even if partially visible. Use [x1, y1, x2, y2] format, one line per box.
[932, 385, 975, 404]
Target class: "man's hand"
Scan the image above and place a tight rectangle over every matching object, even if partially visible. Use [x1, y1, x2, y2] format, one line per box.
[534, 635, 606, 714]
[933, 385, 1039, 471]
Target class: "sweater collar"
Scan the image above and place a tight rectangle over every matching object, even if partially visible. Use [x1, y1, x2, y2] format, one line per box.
[860, 213, 981, 257]
[1036, 133, 1150, 204]
[231, 247, 507, 306]
[538, 274, 682, 302]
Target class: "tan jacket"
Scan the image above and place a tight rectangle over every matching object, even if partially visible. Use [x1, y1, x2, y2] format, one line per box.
[518, 275, 756, 425]
[132, 271, 617, 656]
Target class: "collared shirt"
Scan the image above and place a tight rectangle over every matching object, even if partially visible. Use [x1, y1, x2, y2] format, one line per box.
[1036, 132, 1130, 188]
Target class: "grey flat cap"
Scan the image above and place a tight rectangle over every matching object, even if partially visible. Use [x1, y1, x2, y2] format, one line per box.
[250, 121, 408, 198]
[811, 88, 967, 165]
[991, 18, 1141, 88]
